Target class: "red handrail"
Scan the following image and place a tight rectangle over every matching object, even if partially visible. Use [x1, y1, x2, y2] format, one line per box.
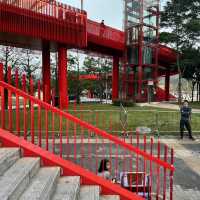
[0, 80, 174, 171]
[0, 128, 144, 200]
[0, 65, 175, 200]
[87, 19, 124, 44]
[0, 0, 86, 20]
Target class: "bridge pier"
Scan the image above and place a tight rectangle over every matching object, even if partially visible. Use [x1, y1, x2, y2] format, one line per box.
[42, 42, 51, 104]
[58, 46, 68, 109]
[112, 56, 119, 101]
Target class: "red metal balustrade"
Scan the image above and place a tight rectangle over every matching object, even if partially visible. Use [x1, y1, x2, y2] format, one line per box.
[87, 19, 125, 51]
[0, 64, 175, 200]
[0, 0, 87, 47]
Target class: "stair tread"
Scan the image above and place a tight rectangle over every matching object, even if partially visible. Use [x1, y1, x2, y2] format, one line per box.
[19, 167, 60, 200]
[80, 186, 100, 200]
[0, 148, 20, 175]
[0, 157, 40, 200]
[52, 176, 80, 200]
[100, 195, 120, 200]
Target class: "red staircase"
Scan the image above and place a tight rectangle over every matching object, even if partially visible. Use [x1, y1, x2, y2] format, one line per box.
[156, 87, 176, 102]
[0, 64, 175, 200]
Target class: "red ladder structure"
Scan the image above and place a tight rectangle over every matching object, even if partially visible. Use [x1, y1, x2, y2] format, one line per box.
[0, 64, 175, 200]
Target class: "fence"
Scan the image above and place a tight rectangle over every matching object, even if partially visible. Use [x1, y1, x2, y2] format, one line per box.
[0, 0, 87, 47]
[67, 108, 200, 136]
[0, 65, 175, 200]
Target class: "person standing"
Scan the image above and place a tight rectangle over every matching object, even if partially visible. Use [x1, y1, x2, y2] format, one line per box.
[180, 100, 195, 140]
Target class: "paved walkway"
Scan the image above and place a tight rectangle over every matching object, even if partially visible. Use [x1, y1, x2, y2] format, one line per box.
[137, 102, 200, 113]
[161, 138, 200, 200]
[50, 136, 200, 200]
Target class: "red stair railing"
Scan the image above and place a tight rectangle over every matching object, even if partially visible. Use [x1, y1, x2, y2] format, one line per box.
[0, 65, 175, 200]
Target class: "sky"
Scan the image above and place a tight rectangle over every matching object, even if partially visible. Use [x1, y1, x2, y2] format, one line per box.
[62, 0, 123, 30]
[61, 0, 167, 30]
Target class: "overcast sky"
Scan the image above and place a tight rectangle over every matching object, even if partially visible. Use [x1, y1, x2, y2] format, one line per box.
[61, 0, 167, 30]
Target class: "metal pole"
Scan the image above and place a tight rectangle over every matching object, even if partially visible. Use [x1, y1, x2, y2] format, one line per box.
[106, 74, 108, 104]
[81, 0, 83, 10]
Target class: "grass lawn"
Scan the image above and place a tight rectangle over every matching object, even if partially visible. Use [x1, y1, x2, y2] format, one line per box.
[3, 103, 200, 136]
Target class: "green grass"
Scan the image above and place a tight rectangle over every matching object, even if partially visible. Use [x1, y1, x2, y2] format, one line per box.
[3, 103, 200, 136]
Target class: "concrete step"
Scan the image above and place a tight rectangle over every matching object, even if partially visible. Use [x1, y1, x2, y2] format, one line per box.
[0, 148, 20, 175]
[80, 186, 100, 200]
[19, 167, 60, 200]
[52, 176, 80, 200]
[100, 195, 120, 200]
[0, 157, 40, 200]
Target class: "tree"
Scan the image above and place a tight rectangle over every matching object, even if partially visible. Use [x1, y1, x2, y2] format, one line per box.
[19, 49, 41, 95]
[0, 45, 21, 80]
[50, 52, 58, 95]
[0, 45, 21, 108]
[160, 0, 200, 104]
[181, 48, 200, 101]
[20, 49, 40, 80]
[68, 53, 82, 103]
[82, 56, 112, 101]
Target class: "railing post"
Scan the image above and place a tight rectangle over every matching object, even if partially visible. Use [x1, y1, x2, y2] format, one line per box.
[156, 140, 161, 200]
[170, 148, 174, 200]
[38, 80, 41, 100]
[30, 76, 34, 96]
[0, 63, 3, 81]
[136, 130, 139, 194]
[59, 116, 63, 157]
[45, 109, 49, 151]
[22, 74, 27, 139]
[163, 144, 168, 200]
[7, 66, 11, 84]
[15, 69, 20, 135]
[8, 67, 12, 132]
[22, 74, 26, 92]
[0, 64, 5, 129]
[150, 137, 154, 200]
[1, 87, 5, 129]
[15, 69, 19, 88]
[143, 135, 147, 197]
[38, 105, 41, 147]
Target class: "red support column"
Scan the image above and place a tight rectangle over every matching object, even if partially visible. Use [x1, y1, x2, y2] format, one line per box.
[58, 46, 68, 109]
[165, 70, 170, 101]
[112, 56, 119, 100]
[138, 25, 143, 101]
[42, 41, 51, 104]
[128, 73, 134, 99]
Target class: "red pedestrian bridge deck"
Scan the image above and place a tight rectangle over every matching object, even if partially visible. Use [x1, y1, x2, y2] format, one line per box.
[0, 0, 176, 66]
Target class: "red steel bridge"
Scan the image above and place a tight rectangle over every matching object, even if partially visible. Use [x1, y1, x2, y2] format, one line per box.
[0, 0, 177, 108]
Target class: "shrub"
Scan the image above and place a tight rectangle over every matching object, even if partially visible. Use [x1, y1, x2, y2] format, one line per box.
[112, 99, 135, 107]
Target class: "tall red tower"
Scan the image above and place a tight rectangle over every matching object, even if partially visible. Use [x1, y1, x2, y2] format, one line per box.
[123, 0, 160, 102]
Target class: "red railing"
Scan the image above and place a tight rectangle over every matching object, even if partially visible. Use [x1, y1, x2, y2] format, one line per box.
[0, 0, 87, 47]
[87, 20, 125, 50]
[0, 65, 174, 200]
[0, 0, 86, 20]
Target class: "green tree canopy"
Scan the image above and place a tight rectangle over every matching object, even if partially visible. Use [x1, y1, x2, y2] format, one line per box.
[160, 0, 200, 102]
